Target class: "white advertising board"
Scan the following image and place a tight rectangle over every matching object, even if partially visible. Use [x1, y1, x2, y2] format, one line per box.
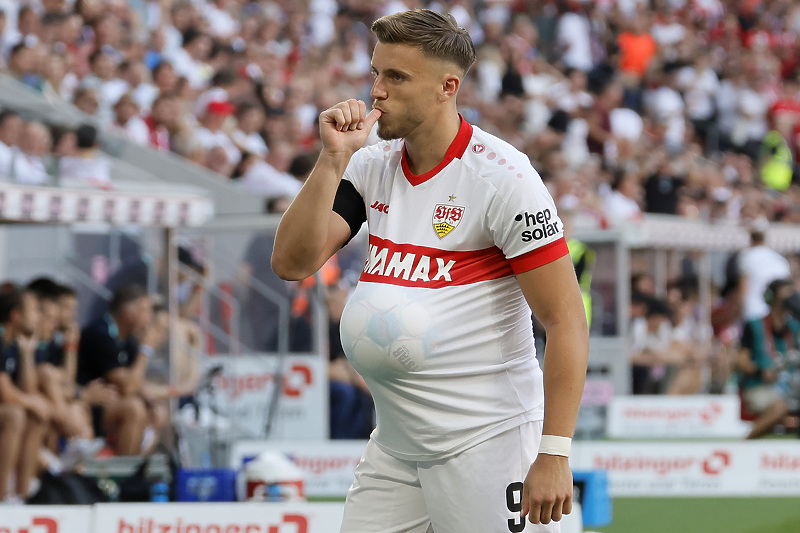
[0, 506, 92, 533]
[571, 441, 800, 496]
[606, 395, 750, 438]
[92, 503, 344, 533]
[204, 355, 327, 440]
[229, 440, 367, 497]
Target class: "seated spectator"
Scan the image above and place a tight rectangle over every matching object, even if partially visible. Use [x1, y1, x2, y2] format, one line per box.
[234, 151, 302, 198]
[77, 285, 159, 456]
[71, 86, 100, 117]
[603, 168, 643, 223]
[737, 279, 800, 439]
[58, 124, 112, 189]
[630, 297, 675, 394]
[14, 121, 52, 186]
[111, 93, 150, 146]
[231, 102, 269, 157]
[0, 109, 23, 179]
[0, 285, 51, 500]
[667, 279, 712, 394]
[7, 42, 41, 90]
[192, 94, 242, 168]
[26, 278, 100, 467]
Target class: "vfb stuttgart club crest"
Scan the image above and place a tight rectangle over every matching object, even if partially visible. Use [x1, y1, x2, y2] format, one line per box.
[432, 204, 465, 239]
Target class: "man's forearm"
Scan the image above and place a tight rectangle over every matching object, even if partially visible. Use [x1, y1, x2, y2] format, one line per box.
[272, 151, 351, 281]
[541, 320, 589, 439]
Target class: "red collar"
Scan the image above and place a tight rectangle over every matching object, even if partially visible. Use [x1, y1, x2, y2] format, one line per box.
[401, 116, 473, 186]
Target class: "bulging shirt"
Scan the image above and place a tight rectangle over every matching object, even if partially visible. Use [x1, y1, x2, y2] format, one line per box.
[334, 119, 567, 461]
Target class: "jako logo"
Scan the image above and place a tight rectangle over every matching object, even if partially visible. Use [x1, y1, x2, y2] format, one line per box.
[702, 450, 731, 475]
[0, 517, 58, 533]
[370, 201, 389, 214]
[515, 209, 560, 242]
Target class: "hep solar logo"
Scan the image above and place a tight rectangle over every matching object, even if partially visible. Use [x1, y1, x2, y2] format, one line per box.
[702, 450, 731, 475]
[0, 517, 58, 533]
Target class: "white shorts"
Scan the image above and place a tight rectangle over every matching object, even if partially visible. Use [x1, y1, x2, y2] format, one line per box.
[340, 420, 560, 533]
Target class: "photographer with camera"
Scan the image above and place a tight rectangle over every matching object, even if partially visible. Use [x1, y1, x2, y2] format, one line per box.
[737, 278, 800, 439]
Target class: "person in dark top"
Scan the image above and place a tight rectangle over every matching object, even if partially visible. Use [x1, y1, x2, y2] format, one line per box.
[737, 278, 800, 439]
[0, 285, 51, 500]
[26, 277, 98, 463]
[78, 284, 158, 455]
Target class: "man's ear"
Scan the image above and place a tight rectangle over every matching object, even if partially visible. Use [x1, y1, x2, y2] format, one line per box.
[440, 73, 461, 102]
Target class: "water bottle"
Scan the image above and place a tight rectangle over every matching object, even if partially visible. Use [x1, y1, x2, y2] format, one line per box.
[150, 473, 170, 503]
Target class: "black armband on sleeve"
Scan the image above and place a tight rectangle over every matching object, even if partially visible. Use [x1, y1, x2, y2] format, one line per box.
[333, 179, 366, 246]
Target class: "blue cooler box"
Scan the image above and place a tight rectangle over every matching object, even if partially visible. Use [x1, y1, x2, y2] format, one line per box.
[176, 468, 237, 502]
[573, 469, 612, 528]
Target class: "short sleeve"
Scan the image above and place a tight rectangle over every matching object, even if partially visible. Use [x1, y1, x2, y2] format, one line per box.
[78, 327, 124, 384]
[488, 168, 568, 274]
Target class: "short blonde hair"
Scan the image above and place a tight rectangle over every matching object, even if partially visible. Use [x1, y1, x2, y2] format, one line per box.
[371, 9, 476, 75]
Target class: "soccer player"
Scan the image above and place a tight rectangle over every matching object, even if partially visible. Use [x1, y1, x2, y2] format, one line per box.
[272, 9, 588, 533]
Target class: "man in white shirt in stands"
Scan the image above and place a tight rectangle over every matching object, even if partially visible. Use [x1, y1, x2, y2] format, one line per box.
[739, 219, 791, 321]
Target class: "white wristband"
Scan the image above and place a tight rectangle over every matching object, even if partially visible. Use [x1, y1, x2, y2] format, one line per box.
[538, 435, 571, 457]
[139, 344, 155, 358]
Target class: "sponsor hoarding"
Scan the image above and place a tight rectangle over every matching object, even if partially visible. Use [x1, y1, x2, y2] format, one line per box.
[606, 395, 750, 438]
[0, 506, 92, 533]
[92, 503, 344, 533]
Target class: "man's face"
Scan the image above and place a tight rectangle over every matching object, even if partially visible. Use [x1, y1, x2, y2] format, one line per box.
[369, 42, 456, 140]
[18, 293, 40, 336]
[38, 298, 60, 341]
[59, 294, 78, 327]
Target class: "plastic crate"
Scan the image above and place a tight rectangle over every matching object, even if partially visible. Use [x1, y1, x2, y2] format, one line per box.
[176, 468, 237, 502]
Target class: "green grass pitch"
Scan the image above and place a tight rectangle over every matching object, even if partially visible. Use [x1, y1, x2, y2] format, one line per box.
[592, 497, 800, 533]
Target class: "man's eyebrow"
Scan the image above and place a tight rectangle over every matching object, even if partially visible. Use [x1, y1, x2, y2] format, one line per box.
[371, 65, 412, 78]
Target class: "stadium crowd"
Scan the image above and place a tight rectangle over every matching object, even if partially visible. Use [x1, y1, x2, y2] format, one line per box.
[2, 0, 800, 504]
[0, 0, 798, 221]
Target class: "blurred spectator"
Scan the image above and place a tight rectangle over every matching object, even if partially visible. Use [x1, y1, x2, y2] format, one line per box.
[58, 123, 111, 189]
[15, 121, 52, 186]
[111, 92, 150, 146]
[144, 92, 178, 152]
[556, 2, 593, 72]
[191, 93, 241, 170]
[231, 102, 268, 157]
[630, 297, 674, 394]
[164, 26, 212, 90]
[77, 284, 158, 456]
[235, 140, 302, 198]
[71, 86, 100, 116]
[603, 168, 643, 223]
[0, 109, 22, 179]
[667, 278, 712, 394]
[737, 278, 800, 438]
[7, 42, 41, 90]
[80, 49, 128, 124]
[739, 220, 791, 321]
[0, 285, 50, 501]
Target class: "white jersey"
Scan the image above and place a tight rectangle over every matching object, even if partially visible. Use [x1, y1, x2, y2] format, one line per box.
[338, 119, 567, 461]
